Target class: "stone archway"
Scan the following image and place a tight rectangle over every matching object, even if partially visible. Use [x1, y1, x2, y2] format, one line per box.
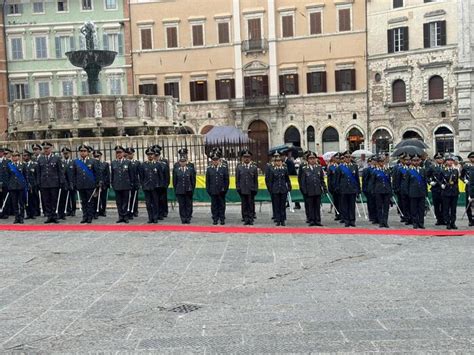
[284, 126, 301, 147]
[347, 127, 364, 152]
[434, 126, 454, 154]
[322, 127, 339, 153]
[372, 128, 393, 154]
[307, 125, 315, 151]
[402, 130, 423, 141]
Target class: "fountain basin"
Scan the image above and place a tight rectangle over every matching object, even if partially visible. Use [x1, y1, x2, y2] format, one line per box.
[65, 50, 117, 69]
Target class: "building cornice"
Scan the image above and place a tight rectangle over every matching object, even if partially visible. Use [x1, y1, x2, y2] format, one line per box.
[368, 45, 457, 61]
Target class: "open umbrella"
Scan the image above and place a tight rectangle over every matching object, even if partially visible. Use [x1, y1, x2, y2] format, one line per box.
[391, 145, 425, 157]
[395, 139, 429, 149]
[268, 144, 303, 157]
[351, 149, 374, 158]
[322, 151, 337, 162]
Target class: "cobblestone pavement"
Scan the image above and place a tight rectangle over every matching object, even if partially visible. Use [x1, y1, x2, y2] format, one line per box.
[0, 205, 472, 353]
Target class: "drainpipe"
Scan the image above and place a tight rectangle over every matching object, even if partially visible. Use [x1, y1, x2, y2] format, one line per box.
[365, 0, 370, 152]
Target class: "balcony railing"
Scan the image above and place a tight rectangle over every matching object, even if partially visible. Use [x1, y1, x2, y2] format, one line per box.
[243, 95, 287, 107]
[241, 38, 268, 53]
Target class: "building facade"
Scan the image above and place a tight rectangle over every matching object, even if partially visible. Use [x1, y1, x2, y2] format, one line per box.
[130, 0, 368, 159]
[367, 0, 458, 155]
[0, 4, 8, 139]
[3, 0, 132, 139]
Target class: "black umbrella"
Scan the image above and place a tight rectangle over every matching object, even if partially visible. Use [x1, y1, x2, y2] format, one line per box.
[391, 145, 425, 157]
[268, 144, 303, 157]
[395, 139, 429, 149]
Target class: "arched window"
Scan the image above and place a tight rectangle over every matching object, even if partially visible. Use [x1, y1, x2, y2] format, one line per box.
[428, 75, 444, 100]
[434, 126, 454, 154]
[372, 129, 393, 154]
[284, 126, 301, 147]
[347, 127, 364, 152]
[322, 127, 339, 153]
[307, 126, 315, 151]
[402, 130, 423, 140]
[392, 79, 406, 103]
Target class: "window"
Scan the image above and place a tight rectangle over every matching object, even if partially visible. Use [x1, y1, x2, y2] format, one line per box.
[35, 37, 48, 59]
[387, 27, 409, 53]
[434, 127, 454, 154]
[281, 14, 294, 38]
[62, 80, 74, 96]
[428, 76, 444, 100]
[166, 26, 178, 48]
[103, 33, 123, 55]
[139, 84, 158, 95]
[192, 24, 204, 46]
[190, 80, 207, 101]
[140, 28, 152, 50]
[81, 80, 89, 95]
[10, 38, 23, 60]
[392, 79, 406, 103]
[105, 0, 117, 10]
[335, 69, 356, 91]
[215, 79, 235, 100]
[9, 83, 29, 102]
[306, 71, 327, 93]
[8, 4, 23, 15]
[338, 7, 351, 32]
[218, 22, 230, 44]
[164, 82, 180, 101]
[279, 74, 299, 95]
[57, 1, 68, 12]
[393, 0, 404, 8]
[424, 21, 446, 48]
[33, 2, 44, 14]
[82, 0, 92, 11]
[55, 36, 75, 58]
[109, 78, 122, 95]
[37, 82, 50, 97]
[247, 18, 262, 40]
[309, 11, 322, 35]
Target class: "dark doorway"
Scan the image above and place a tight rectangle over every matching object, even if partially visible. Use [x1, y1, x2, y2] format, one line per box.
[284, 126, 301, 147]
[347, 127, 364, 152]
[248, 120, 269, 170]
[402, 130, 423, 140]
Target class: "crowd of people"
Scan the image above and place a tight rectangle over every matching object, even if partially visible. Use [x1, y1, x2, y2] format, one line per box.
[0, 142, 472, 229]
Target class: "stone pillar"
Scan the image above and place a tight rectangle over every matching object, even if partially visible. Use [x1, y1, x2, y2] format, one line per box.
[267, 0, 278, 103]
[233, 0, 243, 100]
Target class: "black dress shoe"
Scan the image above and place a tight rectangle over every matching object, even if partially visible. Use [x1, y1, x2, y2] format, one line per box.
[469, 222, 474, 227]
[451, 224, 458, 230]
[315, 222, 323, 226]
[86, 219, 92, 224]
[350, 222, 356, 227]
[51, 219, 59, 224]
[345, 223, 350, 227]
[80, 219, 87, 224]
[123, 219, 129, 224]
[13, 220, 19, 224]
[249, 220, 254, 225]
[276, 221, 281, 226]
[19, 219, 24, 224]
[116, 219, 122, 223]
[281, 221, 286, 226]
[220, 220, 225, 225]
[309, 222, 315, 226]
[213, 220, 218, 225]
[446, 225, 452, 230]
[414, 225, 418, 229]
[244, 221, 250, 225]
[147, 220, 153, 224]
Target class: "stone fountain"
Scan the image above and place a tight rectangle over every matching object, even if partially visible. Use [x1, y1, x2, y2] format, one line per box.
[66, 21, 117, 95]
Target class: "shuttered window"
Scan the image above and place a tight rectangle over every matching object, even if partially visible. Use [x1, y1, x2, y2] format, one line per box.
[392, 79, 406, 103]
[164, 82, 180, 101]
[166, 27, 178, 48]
[338, 8, 351, 32]
[279, 74, 299, 95]
[281, 15, 294, 38]
[423, 21, 446, 48]
[139, 84, 158, 95]
[306, 72, 327, 93]
[247, 18, 261, 40]
[393, 0, 404, 8]
[428, 76, 444, 100]
[140, 28, 152, 50]
[190, 81, 207, 101]
[192, 24, 204, 46]
[215, 79, 235, 100]
[335, 69, 356, 91]
[218, 22, 230, 44]
[309, 12, 322, 35]
[387, 27, 409, 53]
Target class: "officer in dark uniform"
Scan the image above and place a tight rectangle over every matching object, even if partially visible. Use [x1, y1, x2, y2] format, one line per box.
[0, 148, 10, 219]
[327, 153, 341, 221]
[427, 153, 445, 225]
[335, 151, 360, 227]
[140, 148, 162, 223]
[22, 150, 38, 220]
[206, 150, 229, 225]
[399, 154, 412, 225]
[72, 145, 102, 224]
[36, 142, 65, 223]
[460, 151, 474, 226]
[265, 152, 291, 226]
[111, 146, 135, 223]
[372, 155, 392, 228]
[407, 154, 427, 229]
[154, 146, 170, 219]
[93, 150, 110, 218]
[441, 155, 459, 230]
[58, 147, 74, 220]
[283, 151, 300, 210]
[298, 151, 327, 226]
[173, 154, 196, 224]
[30, 144, 42, 216]
[5, 151, 28, 224]
[468, 160, 474, 224]
[392, 153, 404, 223]
[125, 148, 140, 219]
[362, 157, 377, 224]
[298, 151, 310, 223]
[236, 150, 258, 225]
[173, 147, 196, 172]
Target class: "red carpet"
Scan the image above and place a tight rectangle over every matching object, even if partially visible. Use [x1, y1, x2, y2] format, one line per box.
[0, 224, 472, 237]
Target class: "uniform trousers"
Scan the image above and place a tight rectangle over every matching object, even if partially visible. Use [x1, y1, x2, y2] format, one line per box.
[442, 195, 458, 226]
[40, 187, 59, 219]
[57, 188, 69, 219]
[30, 187, 41, 216]
[305, 195, 322, 224]
[375, 193, 391, 226]
[0, 188, 9, 217]
[97, 188, 107, 216]
[176, 192, 193, 222]
[239, 193, 254, 222]
[10, 189, 25, 221]
[366, 192, 378, 222]
[431, 190, 444, 223]
[115, 190, 130, 220]
[144, 189, 159, 222]
[401, 194, 411, 222]
[210, 193, 226, 221]
[271, 193, 287, 223]
[340, 193, 356, 224]
[157, 187, 168, 218]
[79, 189, 96, 221]
[465, 194, 473, 224]
[410, 196, 425, 227]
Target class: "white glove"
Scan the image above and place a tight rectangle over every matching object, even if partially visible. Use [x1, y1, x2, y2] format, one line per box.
[429, 181, 436, 187]
[465, 179, 469, 184]
[441, 184, 446, 189]
[469, 197, 473, 202]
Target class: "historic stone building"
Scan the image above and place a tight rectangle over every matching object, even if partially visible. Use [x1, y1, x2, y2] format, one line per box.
[456, 0, 474, 157]
[130, 0, 368, 159]
[0, 4, 8, 139]
[367, 0, 458, 155]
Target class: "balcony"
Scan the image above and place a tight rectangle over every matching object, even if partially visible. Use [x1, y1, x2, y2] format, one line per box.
[244, 95, 269, 106]
[229, 95, 287, 109]
[241, 39, 268, 54]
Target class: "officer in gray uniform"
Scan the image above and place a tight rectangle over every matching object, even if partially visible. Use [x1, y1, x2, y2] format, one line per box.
[22, 150, 37, 220]
[441, 155, 459, 230]
[206, 150, 229, 225]
[173, 153, 196, 224]
[460, 151, 474, 226]
[298, 151, 327, 226]
[36, 142, 65, 223]
[5, 151, 28, 224]
[236, 149, 258, 225]
[125, 147, 140, 219]
[93, 150, 110, 218]
[58, 147, 74, 220]
[335, 151, 361, 227]
[266, 152, 291, 226]
[30, 144, 42, 216]
[140, 147, 162, 223]
[153, 146, 170, 220]
[111, 146, 135, 223]
[427, 153, 445, 225]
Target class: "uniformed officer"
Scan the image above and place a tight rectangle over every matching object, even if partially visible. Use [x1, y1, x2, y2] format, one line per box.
[392, 153, 404, 223]
[153, 146, 170, 220]
[125, 148, 140, 219]
[30, 144, 42, 216]
[468, 160, 474, 224]
[173, 154, 196, 224]
[399, 154, 412, 225]
[32, 144, 42, 161]
[460, 152, 474, 226]
[362, 157, 377, 224]
[139, 148, 162, 223]
[93, 150, 110, 218]
[335, 151, 361, 227]
[283, 151, 300, 210]
[427, 153, 445, 225]
[0, 148, 10, 219]
[5, 151, 28, 224]
[173, 147, 196, 172]
[58, 147, 74, 220]
[111, 146, 135, 223]
[372, 155, 392, 228]
[407, 154, 427, 229]
[298, 151, 310, 223]
[206, 150, 229, 225]
[327, 153, 341, 221]
[22, 150, 37, 220]
[72, 145, 102, 224]
[298, 151, 327, 226]
[441, 156, 459, 230]
[36, 142, 65, 223]
[236, 149, 258, 225]
[266, 152, 291, 226]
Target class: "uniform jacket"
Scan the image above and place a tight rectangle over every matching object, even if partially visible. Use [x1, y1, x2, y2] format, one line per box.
[299, 164, 326, 196]
[399, 165, 411, 195]
[236, 163, 258, 195]
[327, 164, 338, 193]
[36, 154, 65, 189]
[0, 158, 8, 188]
[266, 165, 292, 194]
[372, 167, 392, 194]
[460, 163, 474, 183]
[72, 158, 101, 190]
[62, 159, 74, 190]
[111, 159, 134, 191]
[206, 164, 229, 195]
[362, 167, 373, 194]
[129, 159, 141, 189]
[157, 159, 170, 188]
[139, 161, 162, 191]
[441, 167, 459, 197]
[97, 161, 111, 188]
[24, 161, 38, 188]
[407, 167, 427, 198]
[427, 164, 444, 192]
[469, 171, 474, 198]
[6, 162, 28, 191]
[335, 163, 360, 194]
[173, 165, 196, 194]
